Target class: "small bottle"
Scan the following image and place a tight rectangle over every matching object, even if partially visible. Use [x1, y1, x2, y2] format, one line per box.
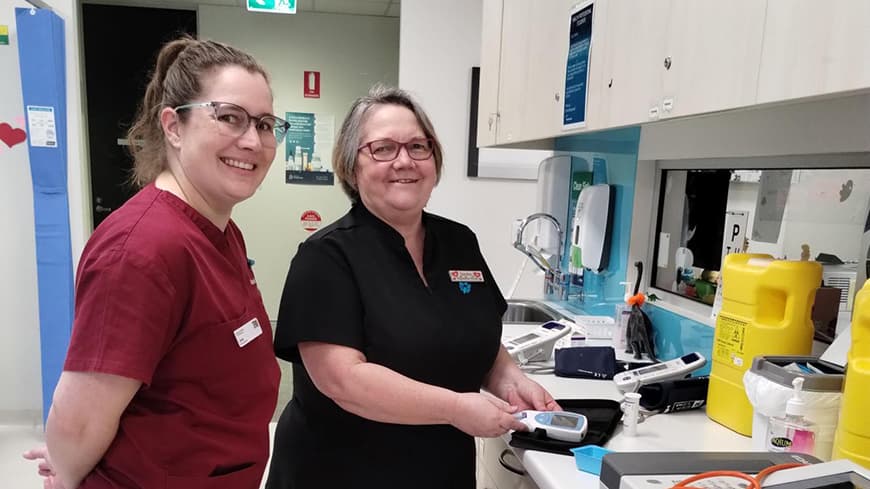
[766, 377, 816, 454]
[613, 282, 632, 350]
[293, 146, 303, 171]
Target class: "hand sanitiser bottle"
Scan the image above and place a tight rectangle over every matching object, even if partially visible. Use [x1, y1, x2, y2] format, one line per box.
[767, 377, 816, 454]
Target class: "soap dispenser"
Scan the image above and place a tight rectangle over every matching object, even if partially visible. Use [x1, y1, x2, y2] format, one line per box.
[766, 378, 816, 455]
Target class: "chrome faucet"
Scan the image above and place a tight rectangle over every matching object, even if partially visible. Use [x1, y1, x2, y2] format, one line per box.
[513, 213, 567, 299]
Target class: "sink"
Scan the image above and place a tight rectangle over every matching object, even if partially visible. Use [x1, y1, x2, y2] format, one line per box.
[502, 300, 568, 324]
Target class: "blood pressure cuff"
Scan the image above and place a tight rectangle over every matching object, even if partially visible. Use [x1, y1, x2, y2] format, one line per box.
[554, 346, 617, 380]
[509, 399, 622, 455]
[637, 376, 710, 414]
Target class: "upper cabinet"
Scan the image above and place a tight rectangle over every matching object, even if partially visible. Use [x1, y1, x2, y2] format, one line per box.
[596, 1, 669, 128]
[599, 0, 766, 127]
[478, 0, 574, 146]
[756, 0, 870, 104]
[661, 0, 767, 118]
[477, 0, 870, 148]
[477, 0, 503, 148]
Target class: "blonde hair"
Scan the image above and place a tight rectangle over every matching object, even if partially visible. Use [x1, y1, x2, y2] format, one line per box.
[126, 36, 269, 187]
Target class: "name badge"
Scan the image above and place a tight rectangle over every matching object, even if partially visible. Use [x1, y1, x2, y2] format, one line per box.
[449, 270, 485, 282]
[233, 318, 263, 348]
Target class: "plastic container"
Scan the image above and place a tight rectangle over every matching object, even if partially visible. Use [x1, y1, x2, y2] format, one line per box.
[832, 279, 870, 469]
[744, 355, 844, 460]
[707, 253, 822, 436]
[571, 445, 612, 475]
[766, 378, 816, 454]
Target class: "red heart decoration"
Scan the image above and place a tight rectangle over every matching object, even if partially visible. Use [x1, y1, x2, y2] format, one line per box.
[0, 123, 27, 148]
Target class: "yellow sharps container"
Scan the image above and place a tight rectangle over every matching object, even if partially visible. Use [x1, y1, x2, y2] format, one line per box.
[832, 279, 870, 469]
[707, 253, 821, 436]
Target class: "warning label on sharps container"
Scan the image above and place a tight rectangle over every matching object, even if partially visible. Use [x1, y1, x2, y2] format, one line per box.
[715, 314, 747, 367]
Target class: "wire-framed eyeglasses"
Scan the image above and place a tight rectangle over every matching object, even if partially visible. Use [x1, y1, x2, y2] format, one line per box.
[358, 138, 435, 162]
[174, 101, 290, 148]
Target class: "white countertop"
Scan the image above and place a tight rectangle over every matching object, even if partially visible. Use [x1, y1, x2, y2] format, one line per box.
[501, 322, 755, 489]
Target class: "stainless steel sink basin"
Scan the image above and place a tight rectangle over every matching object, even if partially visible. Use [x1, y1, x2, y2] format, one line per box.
[502, 300, 568, 324]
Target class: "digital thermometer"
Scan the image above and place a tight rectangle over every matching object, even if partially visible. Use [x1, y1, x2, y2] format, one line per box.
[503, 320, 573, 363]
[515, 410, 588, 442]
[613, 352, 707, 393]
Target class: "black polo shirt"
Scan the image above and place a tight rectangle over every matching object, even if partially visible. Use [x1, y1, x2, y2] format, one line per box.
[267, 203, 507, 489]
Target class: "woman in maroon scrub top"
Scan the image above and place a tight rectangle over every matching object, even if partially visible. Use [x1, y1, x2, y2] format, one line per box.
[23, 37, 282, 489]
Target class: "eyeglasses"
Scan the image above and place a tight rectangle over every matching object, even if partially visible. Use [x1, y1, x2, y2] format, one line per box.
[174, 101, 290, 148]
[358, 138, 435, 162]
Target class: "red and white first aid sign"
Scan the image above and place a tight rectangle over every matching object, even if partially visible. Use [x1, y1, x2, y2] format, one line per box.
[304, 71, 320, 98]
[301, 210, 322, 232]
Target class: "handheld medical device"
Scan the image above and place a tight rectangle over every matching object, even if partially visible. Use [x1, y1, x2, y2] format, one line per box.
[515, 410, 588, 443]
[503, 320, 573, 363]
[613, 352, 707, 393]
[570, 183, 613, 272]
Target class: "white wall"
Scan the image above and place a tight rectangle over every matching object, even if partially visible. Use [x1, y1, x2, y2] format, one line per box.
[0, 0, 42, 422]
[199, 6, 399, 317]
[399, 0, 544, 299]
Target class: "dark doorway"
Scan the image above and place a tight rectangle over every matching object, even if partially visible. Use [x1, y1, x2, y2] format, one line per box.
[82, 4, 196, 228]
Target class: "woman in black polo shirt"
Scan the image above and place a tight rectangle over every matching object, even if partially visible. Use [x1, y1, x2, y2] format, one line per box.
[267, 85, 560, 489]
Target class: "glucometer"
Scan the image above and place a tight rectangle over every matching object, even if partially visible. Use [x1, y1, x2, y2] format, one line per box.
[515, 410, 588, 443]
[613, 352, 707, 393]
[503, 320, 574, 364]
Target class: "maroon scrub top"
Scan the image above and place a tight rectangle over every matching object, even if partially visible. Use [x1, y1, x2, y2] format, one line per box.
[64, 184, 280, 489]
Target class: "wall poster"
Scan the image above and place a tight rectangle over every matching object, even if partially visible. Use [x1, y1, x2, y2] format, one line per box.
[284, 111, 334, 186]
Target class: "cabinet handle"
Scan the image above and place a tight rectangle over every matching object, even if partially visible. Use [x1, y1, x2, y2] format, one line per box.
[663, 56, 672, 70]
[498, 449, 527, 476]
[487, 112, 499, 131]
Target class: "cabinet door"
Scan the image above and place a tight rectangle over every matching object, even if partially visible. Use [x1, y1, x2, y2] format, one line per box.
[662, 0, 766, 118]
[516, 0, 571, 142]
[496, 0, 534, 144]
[478, 0, 503, 148]
[480, 437, 541, 489]
[757, 0, 870, 104]
[596, 0, 670, 128]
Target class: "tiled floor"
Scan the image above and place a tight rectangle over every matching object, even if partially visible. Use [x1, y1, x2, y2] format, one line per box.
[2, 422, 279, 489]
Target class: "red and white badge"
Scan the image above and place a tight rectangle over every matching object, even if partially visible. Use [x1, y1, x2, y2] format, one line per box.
[300, 210, 322, 232]
[449, 270, 485, 282]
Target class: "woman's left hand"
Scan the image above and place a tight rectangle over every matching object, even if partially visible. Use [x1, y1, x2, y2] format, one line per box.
[502, 377, 561, 412]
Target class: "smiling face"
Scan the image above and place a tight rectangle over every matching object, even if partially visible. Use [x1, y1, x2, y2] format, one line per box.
[166, 64, 276, 214]
[354, 104, 437, 224]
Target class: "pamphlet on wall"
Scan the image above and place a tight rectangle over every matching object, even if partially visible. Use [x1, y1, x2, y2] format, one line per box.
[562, 1, 593, 131]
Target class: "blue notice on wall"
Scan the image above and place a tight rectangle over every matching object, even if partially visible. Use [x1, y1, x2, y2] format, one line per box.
[563, 1, 593, 129]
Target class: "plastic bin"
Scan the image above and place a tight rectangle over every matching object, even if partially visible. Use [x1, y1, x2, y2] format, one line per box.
[571, 445, 612, 475]
[744, 355, 844, 460]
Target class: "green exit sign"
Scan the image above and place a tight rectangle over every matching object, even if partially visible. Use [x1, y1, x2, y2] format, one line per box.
[247, 0, 296, 14]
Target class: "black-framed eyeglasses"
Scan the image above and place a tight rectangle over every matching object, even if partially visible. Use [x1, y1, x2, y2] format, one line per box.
[358, 138, 435, 162]
[174, 101, 290, 148]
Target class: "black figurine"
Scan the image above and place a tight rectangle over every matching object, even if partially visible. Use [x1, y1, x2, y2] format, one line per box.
[625, 261, 657, 361]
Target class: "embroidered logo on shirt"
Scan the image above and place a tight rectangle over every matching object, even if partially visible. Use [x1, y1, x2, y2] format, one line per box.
[458, 281, 472, 294]
[448, 270, 484, 282]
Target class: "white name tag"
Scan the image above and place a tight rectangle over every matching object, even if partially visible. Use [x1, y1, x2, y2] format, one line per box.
[233, 318, 263, 348]
[448, 270, 485, 282]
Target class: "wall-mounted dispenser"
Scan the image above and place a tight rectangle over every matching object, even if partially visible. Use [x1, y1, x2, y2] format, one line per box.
[571, 184, 614, 272]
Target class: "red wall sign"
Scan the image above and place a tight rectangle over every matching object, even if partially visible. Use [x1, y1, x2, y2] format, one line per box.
[300, 210, 322, 232]
[304, 71, 320, 98]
